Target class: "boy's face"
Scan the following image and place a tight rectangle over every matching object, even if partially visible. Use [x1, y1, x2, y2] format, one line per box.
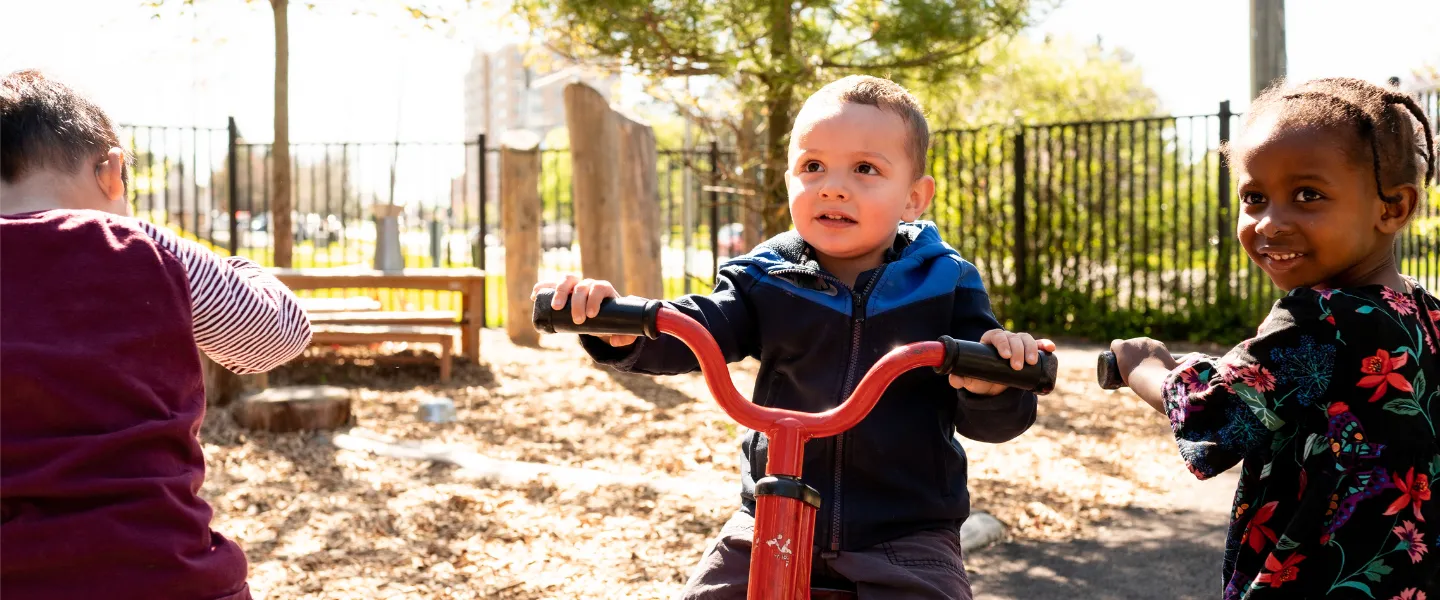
[785, 101, 933, 261]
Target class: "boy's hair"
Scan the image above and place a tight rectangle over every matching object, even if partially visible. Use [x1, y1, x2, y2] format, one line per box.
[1, 70, 129, 189]
[1228, 77, 1436, 202]
[805, 75, 930, 179]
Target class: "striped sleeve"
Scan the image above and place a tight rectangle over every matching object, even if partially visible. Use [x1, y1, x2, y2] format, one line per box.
[136, 222, 313, 374]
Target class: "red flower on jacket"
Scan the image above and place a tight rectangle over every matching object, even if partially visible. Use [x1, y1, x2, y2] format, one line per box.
[1358, 349, 1412, 402]
[1243, 501, 1280, 553]
[1256, 552, 1306, 588]
[1386, 468, 1431, 522]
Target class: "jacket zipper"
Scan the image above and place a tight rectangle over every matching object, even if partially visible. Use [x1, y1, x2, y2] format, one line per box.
[766, 265, 887, 553]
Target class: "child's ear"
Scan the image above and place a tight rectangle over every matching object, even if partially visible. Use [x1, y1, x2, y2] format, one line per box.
[94, 147, 128, 213]
[902, 174, 935, 222]
[1377, 183, 1422, 235]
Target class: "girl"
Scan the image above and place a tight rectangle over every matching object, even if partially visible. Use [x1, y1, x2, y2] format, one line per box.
[1110, 77, 1438, 599]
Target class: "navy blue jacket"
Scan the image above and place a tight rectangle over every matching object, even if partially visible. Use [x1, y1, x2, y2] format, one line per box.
[582, 221, 1037, 551]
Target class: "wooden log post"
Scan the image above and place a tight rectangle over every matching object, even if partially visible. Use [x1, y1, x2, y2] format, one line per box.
[563, 82, 624, 286]
[614, 109, 664, 300]
[501, 130, 543, 346]
[201, 351, 267, 408]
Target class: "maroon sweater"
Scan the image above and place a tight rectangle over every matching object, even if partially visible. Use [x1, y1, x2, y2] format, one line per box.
[1, 211, 256, 600]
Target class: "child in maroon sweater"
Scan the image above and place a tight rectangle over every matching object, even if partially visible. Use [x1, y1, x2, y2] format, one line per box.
[1, 70, 312, 599]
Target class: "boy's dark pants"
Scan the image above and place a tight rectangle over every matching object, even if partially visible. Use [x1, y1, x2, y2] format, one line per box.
[678, 511, 973, 600]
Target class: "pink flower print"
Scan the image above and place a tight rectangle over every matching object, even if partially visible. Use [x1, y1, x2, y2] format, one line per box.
[1384, 287, 1418, 316]
[1393, 520, 1428, 564]
[1180, 368, 1211, 395]
[1391, 589, 1427, 600]
[1237, 364, 1277, 393]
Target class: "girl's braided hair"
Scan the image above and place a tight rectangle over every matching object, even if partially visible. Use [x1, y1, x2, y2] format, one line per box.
[1232, 77, 1436, 202]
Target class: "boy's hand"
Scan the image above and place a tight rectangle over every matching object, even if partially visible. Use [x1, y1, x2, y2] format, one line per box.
[950, 329, 1056, 395]
[530, 275, 637, 347]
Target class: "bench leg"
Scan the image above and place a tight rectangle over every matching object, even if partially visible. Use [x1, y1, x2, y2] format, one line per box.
[440, 341, 453, 383]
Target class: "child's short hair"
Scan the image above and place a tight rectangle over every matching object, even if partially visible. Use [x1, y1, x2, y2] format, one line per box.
[804, 75, 930, 179]
[1230, 77, 1436, 201]
[1, 70, 129, 189]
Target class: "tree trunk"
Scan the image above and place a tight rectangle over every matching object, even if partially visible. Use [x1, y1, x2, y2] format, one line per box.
[563, 83, 624, 285]
[501, 131, 543, 346]
[737, 106, 766, 251]
[762, 0, 796, 239]
[271, 0, 294, 268]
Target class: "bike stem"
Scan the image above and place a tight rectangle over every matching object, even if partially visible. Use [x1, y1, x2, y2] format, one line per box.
[654, 307, 951, 599]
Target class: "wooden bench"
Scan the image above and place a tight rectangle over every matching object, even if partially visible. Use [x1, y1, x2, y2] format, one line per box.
[297, 296, 382, 313]
[308, 310, 460, 326]
[310, 325, 458, 382]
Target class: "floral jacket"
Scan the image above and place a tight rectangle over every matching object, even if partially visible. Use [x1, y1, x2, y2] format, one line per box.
[1163, 283, 1440, 599]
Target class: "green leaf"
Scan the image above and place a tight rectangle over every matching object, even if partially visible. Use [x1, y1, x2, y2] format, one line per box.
[1414, 370, 1428, 403]
[1357, 306, 1376, 314]
[1430, 455, 1440, 478]
[1385, 398, 1423, 416]
[1275, 535, 1299, 551]
[1332, 581, 1376, 597]
[1234, 383, 1285, 430]
[1396, 346, 1415, 358]
[1363, 560, 1393, 582]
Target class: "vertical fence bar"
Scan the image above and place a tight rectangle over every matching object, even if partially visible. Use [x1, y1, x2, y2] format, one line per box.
[1216, 101, 1233, 309]
[227, 118, 240, 256]
[709, 141, 720, 285]
[1011, 130, 1029, 300]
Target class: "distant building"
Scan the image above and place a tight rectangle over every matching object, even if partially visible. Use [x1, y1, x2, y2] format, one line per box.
[462, 44, 617, 141]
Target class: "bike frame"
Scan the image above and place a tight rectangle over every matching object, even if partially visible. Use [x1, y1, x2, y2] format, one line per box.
[651, 307, 955, 599]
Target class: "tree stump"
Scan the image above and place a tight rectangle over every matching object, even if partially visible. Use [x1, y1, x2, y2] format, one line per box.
[232, 386, 352, 433]
[501, 130, 542, 347]
[563, 82, 624, 285]
[614, 109, 664, 300]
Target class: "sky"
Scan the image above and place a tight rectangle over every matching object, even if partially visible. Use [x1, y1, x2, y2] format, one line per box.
[2, 0, 1438, 143]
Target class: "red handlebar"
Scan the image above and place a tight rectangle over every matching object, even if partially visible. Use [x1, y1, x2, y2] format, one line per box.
[656, 307, 946, 477]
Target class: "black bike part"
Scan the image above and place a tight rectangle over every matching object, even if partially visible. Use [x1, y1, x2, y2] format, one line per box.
[531, 289, 661, 339]
[933, 335, 1059, 395]
[754, 475, 822, 509]
[1097, 351, 1124, 390]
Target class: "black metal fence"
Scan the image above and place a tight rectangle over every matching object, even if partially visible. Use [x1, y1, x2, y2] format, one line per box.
[119, 88, 1440, 342]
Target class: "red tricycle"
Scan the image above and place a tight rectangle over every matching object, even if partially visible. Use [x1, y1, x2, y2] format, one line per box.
[533, 291, 1058, 599]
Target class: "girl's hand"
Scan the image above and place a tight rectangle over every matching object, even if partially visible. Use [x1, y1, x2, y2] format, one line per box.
[1108, 337, 1177, 385]
[950, 329, 1056, 395]
[1109, 337, 1179, 414]
[530, 275, 637, 347]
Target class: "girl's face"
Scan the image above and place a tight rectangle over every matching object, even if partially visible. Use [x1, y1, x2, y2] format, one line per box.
[1233, 112, 1411, 291]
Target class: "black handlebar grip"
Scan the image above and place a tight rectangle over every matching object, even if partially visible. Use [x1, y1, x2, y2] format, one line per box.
[532, 289, 662, 339]
[1097, 351, 1124, 390]
[934, 335, 1058, 394]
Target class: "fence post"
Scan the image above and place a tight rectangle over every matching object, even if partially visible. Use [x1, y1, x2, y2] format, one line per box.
[227, 117, 240, 256]
[1216, 101, 1233, 307]
[1011, 129, 1029, 301]
[476, 133, 488, 327]
[709, 141, 721, 285]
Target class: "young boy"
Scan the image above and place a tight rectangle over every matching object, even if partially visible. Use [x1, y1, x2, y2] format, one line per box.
[1, 70, 312, 599]
[534, 75, 1052, 598]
